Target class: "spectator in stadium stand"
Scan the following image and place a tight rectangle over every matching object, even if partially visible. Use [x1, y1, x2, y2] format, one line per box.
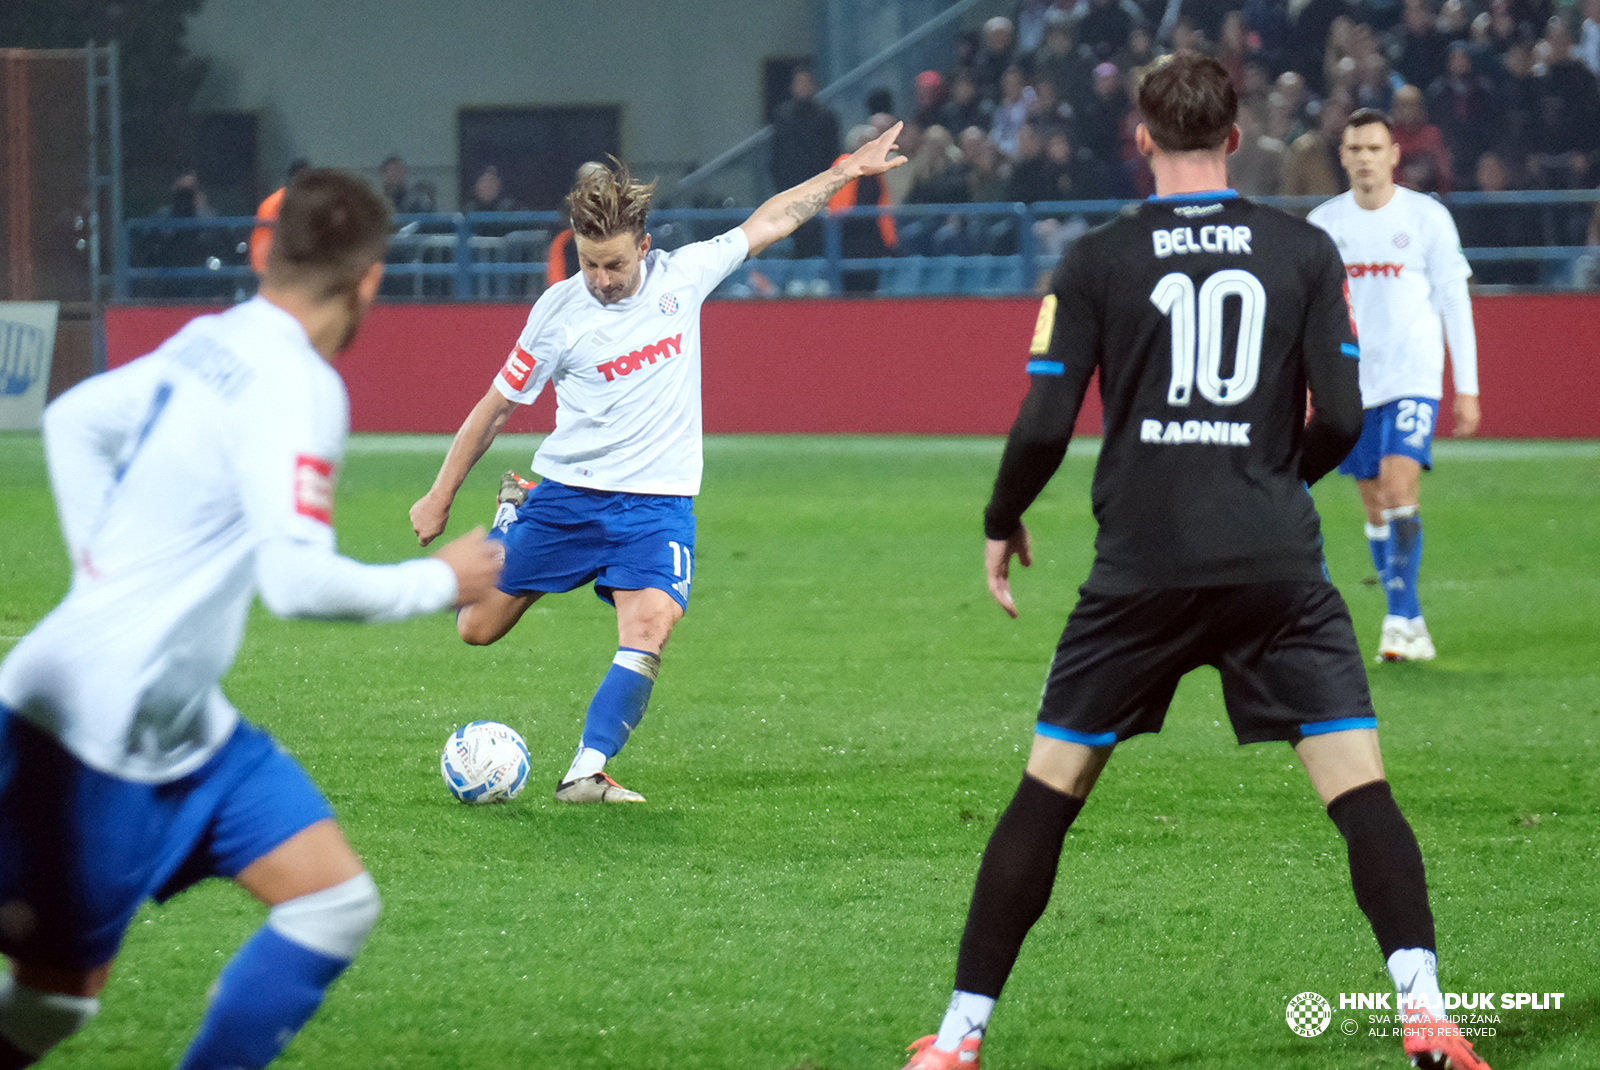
[1283, 90, 1354, 195]
[1274, 71, 1314, 141]
[1527, 19, 1600, 190]
[828, 124, 898, 293]
[905, 125, 970, 207]
[1074, 62, 1129, 183]
[1290, 0, 1349, 90]
[1352, 0, 1404, 33]
[911, 70, 946, 128]
[462, 165, 523, 250]
[1427, 43, 1498, 178]
[883, 121, 925, 204]
[1390, 84, 1455, 192]
[1027, 77, 1073, 127]
[770, 65, 840, 259]
[1507, 0, 1555, 42]
[1004, 123, 1061, 203]
[1356, 51, 1402, 111]
[1227, 102, 1288, 194]
[1043, 124, 1110, 199]
[1455, 150, 1542, 284]
[1393, 0, 1452, 93]
[1111, 24, 1163, 79]
[1438, 0, 1473, 43]
[1496, 41, 1542, 163]
[1242, 0, 1291, 65]
[1073, 0, 1135, 60]
[990, 66, 1037, 157]
[378, 154, 434, 214]
[1170, 16, 1208, 55]
[1030, 13, 1097, 115]
[151, 169, 222, 299]
[1581, 0, 1600, 76]
[935, 68, 993, 137]
[463, 165, 521, 215]
[1481, 0, 1522, 54]
[1238, 58, 1275, 115]
[1014, 0, 1058, 54]
[972, 16, 1019, 102]
[1215, 12, 1250, 87]
[959, 126, 1009, 202]
[867, 86, 897, 119]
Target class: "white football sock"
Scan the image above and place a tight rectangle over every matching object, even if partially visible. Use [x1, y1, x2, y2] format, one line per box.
[1388, 947, 1444, 1016]
[933, 990, 995, 1052]
[563, 746, 606, 783]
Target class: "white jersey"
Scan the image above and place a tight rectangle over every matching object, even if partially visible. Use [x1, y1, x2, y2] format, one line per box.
[0, 298, 457, 783]
[494, 228, 750, 496]
[1308, 187, 1475, 407]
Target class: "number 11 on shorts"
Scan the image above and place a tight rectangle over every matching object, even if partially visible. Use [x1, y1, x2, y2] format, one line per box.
[669, 540, 693, 601]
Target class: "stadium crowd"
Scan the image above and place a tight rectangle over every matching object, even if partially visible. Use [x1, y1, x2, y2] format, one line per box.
[773, 0, 1600, 279]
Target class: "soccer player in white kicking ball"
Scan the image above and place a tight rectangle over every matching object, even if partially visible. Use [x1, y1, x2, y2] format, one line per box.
[411, 128, 905, 803]
[0, 172, 502, 1069]
[1308, 108, 1480, 662]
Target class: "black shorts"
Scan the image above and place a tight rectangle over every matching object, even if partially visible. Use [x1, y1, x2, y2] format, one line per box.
[1037, 581, 1376, 747]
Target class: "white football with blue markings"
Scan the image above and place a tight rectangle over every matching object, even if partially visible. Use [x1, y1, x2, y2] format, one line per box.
[440, 720, 530, 804]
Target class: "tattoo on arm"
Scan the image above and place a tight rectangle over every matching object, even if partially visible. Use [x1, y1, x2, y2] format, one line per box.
[783, 170, 852, 225]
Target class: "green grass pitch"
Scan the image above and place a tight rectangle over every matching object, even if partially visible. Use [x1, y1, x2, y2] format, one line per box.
[1, 432, 1596, 1070]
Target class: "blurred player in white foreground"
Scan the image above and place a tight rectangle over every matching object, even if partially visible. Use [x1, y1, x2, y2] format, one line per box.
[1309, 109, 1480, 662]
[411, 129, 904, 803]
[0, 171, 501, 1070]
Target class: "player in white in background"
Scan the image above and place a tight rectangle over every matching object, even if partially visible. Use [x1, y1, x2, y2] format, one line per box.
[0, 171, 501, 1070]
[411, 129, 906, 803]
[1308, 108, 1480, 662]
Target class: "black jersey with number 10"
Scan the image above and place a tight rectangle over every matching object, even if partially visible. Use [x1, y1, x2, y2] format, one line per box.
[992, 193, 1361, 593]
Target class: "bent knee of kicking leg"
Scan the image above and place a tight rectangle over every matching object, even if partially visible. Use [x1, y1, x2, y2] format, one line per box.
[456, 608, 502, 647]
[267, 872, 382, 962]
[0, 973, 101, 1061]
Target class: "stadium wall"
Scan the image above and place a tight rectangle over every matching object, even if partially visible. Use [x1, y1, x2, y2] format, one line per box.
[104, 293, 1600, 438]
[184, 0, 814, 206]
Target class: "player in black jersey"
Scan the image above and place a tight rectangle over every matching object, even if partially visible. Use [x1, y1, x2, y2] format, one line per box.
[898, 53, 1490, 1070]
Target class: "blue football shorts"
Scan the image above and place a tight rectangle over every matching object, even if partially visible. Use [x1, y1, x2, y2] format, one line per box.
[1337, 396, 1439, 481]
[488, 478, 697, 611]
[0, 707, 335, 970]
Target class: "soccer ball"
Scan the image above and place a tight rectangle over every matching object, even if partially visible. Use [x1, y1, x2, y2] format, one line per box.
[440, 721, 530, 804]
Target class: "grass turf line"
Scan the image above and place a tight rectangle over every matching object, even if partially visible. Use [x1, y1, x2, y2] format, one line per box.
[1, 432, 1595, 1069]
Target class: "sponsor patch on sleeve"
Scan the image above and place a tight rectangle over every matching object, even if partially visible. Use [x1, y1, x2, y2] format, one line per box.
[294, 454, 335, 524]
[1029, 295, 1057, 355]
[500, 345, 535, 391]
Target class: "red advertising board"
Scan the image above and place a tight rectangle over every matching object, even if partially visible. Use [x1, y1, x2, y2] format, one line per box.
[106, 293, 1600, 437]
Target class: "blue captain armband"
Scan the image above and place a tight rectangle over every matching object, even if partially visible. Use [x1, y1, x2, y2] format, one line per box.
[1026, 360, 1066, 376]
[1340, 343, 1360, 358]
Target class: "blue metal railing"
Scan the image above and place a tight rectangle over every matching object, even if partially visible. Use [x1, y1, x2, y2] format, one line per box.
[119, 189, 1600, 301]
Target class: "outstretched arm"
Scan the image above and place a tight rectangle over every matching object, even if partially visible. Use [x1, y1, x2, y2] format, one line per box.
[739, 122, 906, 257]
[410, 386, 520, 545]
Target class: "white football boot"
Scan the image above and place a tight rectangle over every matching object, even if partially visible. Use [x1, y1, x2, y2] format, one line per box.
[1405, 616, 1436, 660]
